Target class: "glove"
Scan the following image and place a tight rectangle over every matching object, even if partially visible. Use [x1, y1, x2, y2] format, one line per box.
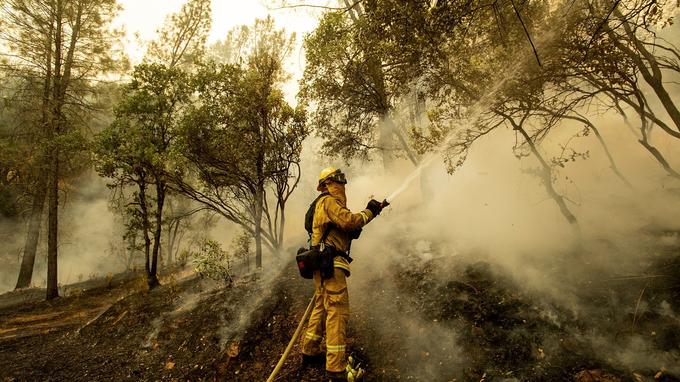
[349, 228, 362, 240]
[366, 199, 383, 217]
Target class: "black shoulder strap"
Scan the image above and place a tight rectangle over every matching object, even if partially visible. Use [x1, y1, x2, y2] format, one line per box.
[311, 194, 334, 247]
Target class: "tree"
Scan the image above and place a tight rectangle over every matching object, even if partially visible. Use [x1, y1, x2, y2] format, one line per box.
[548, 0, 680, 178]
[168, 18, 307, 269]
[174, 57, 307, 268]
[301, 8, 418, 167]
[145, 0, 211, 69]
[1, 0, 123, 298]
[0, 76, 48, 287]
[96, 0, 211, 279]
[94, 64, 192, 288]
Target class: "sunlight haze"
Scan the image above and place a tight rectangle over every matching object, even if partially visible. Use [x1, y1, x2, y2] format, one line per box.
[115, 0, 321, 100]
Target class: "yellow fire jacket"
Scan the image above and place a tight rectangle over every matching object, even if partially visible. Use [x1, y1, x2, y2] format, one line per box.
[311, 183, 374, 276]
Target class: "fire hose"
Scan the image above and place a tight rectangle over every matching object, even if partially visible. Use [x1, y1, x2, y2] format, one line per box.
[265, 295, 315, 382]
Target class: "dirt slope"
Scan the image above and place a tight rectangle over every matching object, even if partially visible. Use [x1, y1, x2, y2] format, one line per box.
[2, 247, 680, 382]
[0, 266, 314, 381]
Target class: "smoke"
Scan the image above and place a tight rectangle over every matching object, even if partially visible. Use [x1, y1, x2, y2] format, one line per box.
[275, 27, 680, 374]
[57, 173, 128, 285]
[0, 171, 128, 293]
[143, 284, 210, 348]
[214, 261, 297, 352]
[0, 218, 23, 292]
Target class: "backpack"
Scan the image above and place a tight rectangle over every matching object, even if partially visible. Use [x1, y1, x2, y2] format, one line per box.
[296, 193, 334, 279]
[304, 192, 329, 236]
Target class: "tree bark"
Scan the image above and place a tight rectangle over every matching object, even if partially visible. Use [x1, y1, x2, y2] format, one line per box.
[138, 174, 152, 284]
[15, 179, 47, 289]
[46, 153, 59, 300]
[149, 180, 165, 288]
[16, 0, 56, 290]
[46, 0, 63, 301]
[254, 177, 264, 269]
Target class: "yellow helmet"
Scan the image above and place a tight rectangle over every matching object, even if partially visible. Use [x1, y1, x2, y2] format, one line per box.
[317, 166, 347, 191]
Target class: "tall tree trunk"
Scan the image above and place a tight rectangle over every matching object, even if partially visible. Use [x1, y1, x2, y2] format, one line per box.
[46, 154, 59, 300]
[46, 0, 63, 301]
[254, 180, 264, 269]
[377, 114, 395, 169]
[138, 175, 152, 283]
[17, 0, 56, 290]
[149, 180, 165, 288]
[277, 204, 285, 249]
[15, 179, 47, 289]
[254, 107, 265, 268]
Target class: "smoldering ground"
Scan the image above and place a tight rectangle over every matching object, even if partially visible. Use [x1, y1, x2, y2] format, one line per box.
[298, 110, 680, 379]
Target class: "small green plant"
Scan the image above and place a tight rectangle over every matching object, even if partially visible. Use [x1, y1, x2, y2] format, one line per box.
[177, 249, 191, 267]
[192, 239, 233, 284]
[231, 230, 253, 271]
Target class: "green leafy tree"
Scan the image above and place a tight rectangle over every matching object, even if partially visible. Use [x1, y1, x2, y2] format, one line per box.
[173, 18, 307, 268]
[301, 10, 414, 167]
[192, 239, 233, 284]
[0, 0, 124, 298]
[94, 64, 192, 288]
[145, 0, 211, 69]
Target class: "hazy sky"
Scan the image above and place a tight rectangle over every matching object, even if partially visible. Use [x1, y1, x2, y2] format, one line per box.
[114, 0, 324, 101]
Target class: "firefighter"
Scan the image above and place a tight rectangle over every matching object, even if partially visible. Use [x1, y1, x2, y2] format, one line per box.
[301, 167, 385, 381]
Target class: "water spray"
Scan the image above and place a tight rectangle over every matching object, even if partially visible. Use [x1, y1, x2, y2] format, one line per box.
[385, 153, 438, 204]
[381, 28, 553, 205]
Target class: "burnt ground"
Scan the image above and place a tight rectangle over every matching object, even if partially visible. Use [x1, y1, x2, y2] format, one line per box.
[1, 239, 680, 382]
[0, 264, 332, 382]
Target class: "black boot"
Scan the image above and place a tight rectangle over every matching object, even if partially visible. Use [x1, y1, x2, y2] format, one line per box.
[327, 370, 348, 381]
[302, 353, 325, 366]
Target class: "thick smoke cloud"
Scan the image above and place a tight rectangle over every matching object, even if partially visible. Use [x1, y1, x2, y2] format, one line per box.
[279, 72, 680, 377]
[0, 172, 127, 293]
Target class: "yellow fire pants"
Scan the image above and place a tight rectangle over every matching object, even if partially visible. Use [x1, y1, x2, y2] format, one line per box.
[301, 267, 350, 373]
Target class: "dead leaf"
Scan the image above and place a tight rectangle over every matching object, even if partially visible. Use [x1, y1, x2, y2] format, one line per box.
[227, 341, 240, 358]
[537, 348, 545, 359]
[166, 361, 175, 370]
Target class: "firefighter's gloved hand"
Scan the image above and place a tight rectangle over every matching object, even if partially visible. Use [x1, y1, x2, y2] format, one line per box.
[349, 228, 362, 240]
[366, 199, 383, 217]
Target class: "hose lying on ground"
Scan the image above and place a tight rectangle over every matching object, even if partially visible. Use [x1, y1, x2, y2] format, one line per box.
[266, 295, 315, 382]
